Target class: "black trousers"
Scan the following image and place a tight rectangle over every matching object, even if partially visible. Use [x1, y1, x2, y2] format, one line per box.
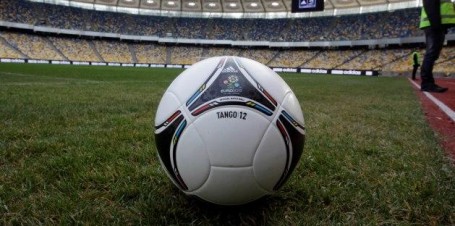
[420, 28, 446, 88]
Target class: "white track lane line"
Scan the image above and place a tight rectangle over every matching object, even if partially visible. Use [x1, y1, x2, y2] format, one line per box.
[409, 78, 455, 122]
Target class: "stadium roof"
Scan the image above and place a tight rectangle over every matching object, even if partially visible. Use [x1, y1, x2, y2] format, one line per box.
[29, 0, 421, 18]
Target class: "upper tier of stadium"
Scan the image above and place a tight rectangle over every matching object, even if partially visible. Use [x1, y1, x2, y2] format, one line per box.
[2, 0, 454, 44]
[23, 0, 420, 18]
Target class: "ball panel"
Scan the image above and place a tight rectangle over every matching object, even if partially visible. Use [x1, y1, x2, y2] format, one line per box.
[192, 107, 269, 167]
[187, 56, 277, 116]
[273, 112, 305, 190]
[252, 125, 287, 192]
[238, 57, 292, 104]
[281, 93, 305, 126]
[168, 57, 224, 104]
[176, 124, 211, 192]
[192, 166, 269, 205]
[154, 92, 182, 126]
[155, 112, 188, 190]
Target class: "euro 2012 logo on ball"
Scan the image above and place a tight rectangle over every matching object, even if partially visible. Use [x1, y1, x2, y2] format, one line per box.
[154, 56, 305, 205]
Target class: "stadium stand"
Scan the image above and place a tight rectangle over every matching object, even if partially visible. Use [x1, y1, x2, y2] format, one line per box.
[246, 19, 289, 41]
[1, 29, 453, 75]
[169, 45, 204, 65]
[0, 0, 454, 75]
[382, 49, 417, 73]
[205, 19, 247, 40]
[239, 48, 278, 65]
[174, 18, 207, 39]
[0, 31, 64, 60]
[268, 50, 320, 68]
[92, 40, 134, 63]
[49, 37, 101, 62]
[203, 46, 242, 59]
[432, 46, 455, 76]
[3, 0, 451, 41]
[0, 34, 24, 59]
[339, 49, 384, 71]
[132, 43, 167, 64]
[302, 49, 364, 69]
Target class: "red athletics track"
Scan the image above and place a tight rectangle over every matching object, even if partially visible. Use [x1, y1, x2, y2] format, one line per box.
[409, 78, 455, 161]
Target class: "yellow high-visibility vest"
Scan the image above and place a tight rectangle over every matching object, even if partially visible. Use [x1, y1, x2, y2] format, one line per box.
[420, 0, 455, 28]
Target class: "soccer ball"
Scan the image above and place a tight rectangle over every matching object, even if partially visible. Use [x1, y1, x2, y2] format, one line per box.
[154, 56, 305, 205]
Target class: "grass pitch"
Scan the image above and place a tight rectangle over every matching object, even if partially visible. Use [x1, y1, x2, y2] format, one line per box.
[0, 63, 454, 225]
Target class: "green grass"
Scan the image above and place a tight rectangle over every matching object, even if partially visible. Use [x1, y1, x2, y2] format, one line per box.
[0, 63, 454, 225]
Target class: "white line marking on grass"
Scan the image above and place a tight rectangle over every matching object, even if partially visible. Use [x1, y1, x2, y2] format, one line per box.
[409, 78, 455, 122]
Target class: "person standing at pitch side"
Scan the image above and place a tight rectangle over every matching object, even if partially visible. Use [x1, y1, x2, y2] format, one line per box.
[419, 0, 455, 93]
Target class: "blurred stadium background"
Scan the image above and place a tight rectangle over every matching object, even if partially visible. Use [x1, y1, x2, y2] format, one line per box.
[0, 0, 454, 76]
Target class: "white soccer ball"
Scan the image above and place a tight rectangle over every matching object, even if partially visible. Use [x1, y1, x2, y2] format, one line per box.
[154, 56, 305, 205]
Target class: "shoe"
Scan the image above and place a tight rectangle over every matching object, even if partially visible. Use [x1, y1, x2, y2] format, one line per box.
[421, 84, 448, 93]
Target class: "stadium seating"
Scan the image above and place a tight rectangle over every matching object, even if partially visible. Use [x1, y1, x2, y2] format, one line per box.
[0, 0, 454, 75]
[203, 46, 242, 59]
[49, 37, 100, 62]
[381, 49, 416, 73]
[1, 30, 454, 75]
[434, 46, 455, 76]
[92, 40, 133, 63]
[0, 35, 23, 59]
[132, 43, 167, 64]
[239, 48, 278, 65]
[268, 50, 320, 68]
[169, 46, 204, 65]
[2, 0, 449, 42]
[0, 31, 64, 60]
[301, 49, 363, 69]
